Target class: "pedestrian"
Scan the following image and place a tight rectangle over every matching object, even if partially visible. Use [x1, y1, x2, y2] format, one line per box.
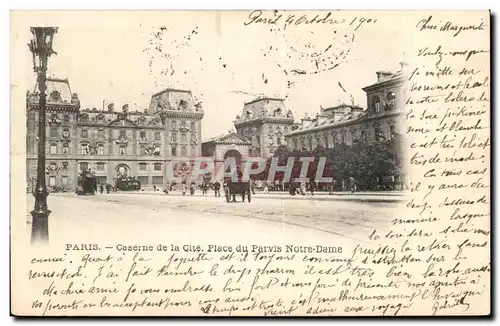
[263, 183, 268, 194]
[349, 176, 357, 193]
[182, 182, 187, 195]
[99, 184, 104, 194]
[299, 181, 306, 195]
[190, 182, 196, 195]
[214, 181, 221, 197]
[154, 185, 156, 192]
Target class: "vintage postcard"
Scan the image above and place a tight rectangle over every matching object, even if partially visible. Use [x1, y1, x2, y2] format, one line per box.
[10, 10, 490, 316]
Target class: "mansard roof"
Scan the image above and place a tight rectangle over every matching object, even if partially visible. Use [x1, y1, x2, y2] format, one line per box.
[234, 97, 294, 125]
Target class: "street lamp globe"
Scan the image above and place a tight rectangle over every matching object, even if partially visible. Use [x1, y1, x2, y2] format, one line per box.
[28, 27, 58, 72]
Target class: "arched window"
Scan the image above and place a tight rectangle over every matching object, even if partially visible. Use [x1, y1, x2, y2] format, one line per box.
[63, 114, 70, 123]
[386, 92, 396, 110]
[371, 96, 381, 113]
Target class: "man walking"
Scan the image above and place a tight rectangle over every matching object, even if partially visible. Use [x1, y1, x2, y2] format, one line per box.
[214, 181, 221, 197]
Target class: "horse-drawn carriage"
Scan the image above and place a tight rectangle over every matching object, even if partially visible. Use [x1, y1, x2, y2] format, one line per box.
[76, 170, 97, 195]
[224, 179, 252, 203]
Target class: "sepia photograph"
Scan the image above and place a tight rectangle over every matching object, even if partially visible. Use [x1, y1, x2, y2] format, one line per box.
[10, 10, 490, 317]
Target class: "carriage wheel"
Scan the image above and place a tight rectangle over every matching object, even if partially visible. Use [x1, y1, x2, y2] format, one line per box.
[247, 188, 252, 202]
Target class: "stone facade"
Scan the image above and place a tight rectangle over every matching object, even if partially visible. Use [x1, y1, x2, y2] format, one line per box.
[233, 98, 295, 158]
[284, 68, 407, 150]
[26, 79, 204, 192]
[201, 133, 252, 181]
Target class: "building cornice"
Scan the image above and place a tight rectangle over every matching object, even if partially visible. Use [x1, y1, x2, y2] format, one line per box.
[235, 117, 294, 128]
[285, 111, 404, 137]
[160, 111, 204, 120]
[362, 76, 406, 93]
[28, 104, 80, 113]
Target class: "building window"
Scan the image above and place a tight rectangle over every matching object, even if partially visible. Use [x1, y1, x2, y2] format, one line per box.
[120, 129, 126, 138]
[152, 176, 164, 185]
[372, 96, 381, 113]
[181, 133, 187, 143]
[172, 147, 177, 156]
[62, 143, 68, 154]
[386, 92, 396, 110]
[63, 114, 70, 123]
[191, 121, 196, 132]
[390, 125, 396, 137]
[137, 176, 148, 185]
[119, 146, 126, 155]
[62, 176, 68, 186]
[62, 128, 70, 139]
[277, 137, 282, 145]
[98, 129, 105, 138]
[49, 176, 56, 187]
[50, 127, 58, 138]
[154, 163, 162, 171]
[50, 143, 57, 154]
[362, 131, 367, 142]
[140, 131, 146, 140]
[341, 133, 346, 144]
[293, 139, 298, 150]
[49, 162, 57, 171]
[97, 144, 104, 155]
[62, 162, 68, 170]
[139, 163, 147, 171]
[172, 121, 177, 130]
[81, 129, 88, 138]
[80, 115, 89, 123]
[96, 162, 105, 171]
[155, 132, 161, 141]
[181, 146, 187, 156]
[96, 176, 107, 185]
[308, 139, 313, 151]
[79, 162, 89, 172]
[81, 143, 89, 154]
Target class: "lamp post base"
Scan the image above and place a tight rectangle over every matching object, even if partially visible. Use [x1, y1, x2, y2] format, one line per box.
[30, 209, 51, 244]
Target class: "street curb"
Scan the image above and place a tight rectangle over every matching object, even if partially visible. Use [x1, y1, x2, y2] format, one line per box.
[254, 195, 406, 204]
[53, 192, 406, 204]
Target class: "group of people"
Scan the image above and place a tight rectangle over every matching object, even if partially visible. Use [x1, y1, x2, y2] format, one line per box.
[98, 184, 112, 194]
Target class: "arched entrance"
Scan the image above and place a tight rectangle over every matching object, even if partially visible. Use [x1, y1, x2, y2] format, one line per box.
[224, 149, 243, 168]
[115, 163, 130, 178]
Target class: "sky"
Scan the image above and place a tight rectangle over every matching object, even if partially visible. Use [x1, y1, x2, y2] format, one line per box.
[13, 11, 411, 139]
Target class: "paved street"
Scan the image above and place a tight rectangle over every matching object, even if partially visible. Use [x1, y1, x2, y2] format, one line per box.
[24, 192, 404, 248]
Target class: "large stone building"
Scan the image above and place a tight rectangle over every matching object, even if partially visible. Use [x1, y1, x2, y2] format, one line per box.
[284, 66, 407, 150]
[26, 78, 203, 191]
[201, 133, 252, 179]
[233, 98, 295, 158]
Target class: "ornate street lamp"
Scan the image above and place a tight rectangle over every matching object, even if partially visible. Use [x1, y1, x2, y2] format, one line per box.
[28, 27, 58, 244]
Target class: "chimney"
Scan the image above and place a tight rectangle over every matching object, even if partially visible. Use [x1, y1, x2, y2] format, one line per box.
[376, 71, 393, 82]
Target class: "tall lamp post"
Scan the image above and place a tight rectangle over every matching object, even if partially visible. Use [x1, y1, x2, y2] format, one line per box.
[28, 27, 58, 244]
